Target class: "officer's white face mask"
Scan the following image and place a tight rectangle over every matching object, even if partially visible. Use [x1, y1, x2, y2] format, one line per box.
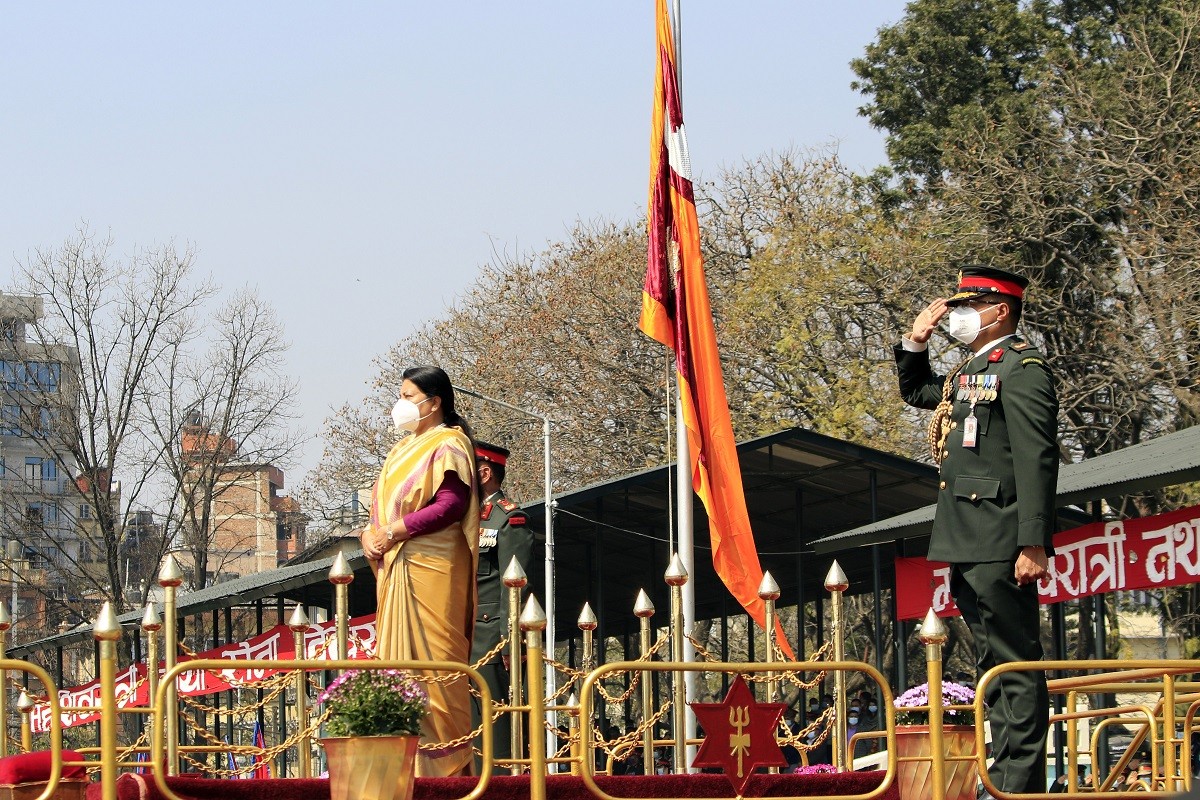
[944, 305, 999, 346]
[390, 396, 434, 432]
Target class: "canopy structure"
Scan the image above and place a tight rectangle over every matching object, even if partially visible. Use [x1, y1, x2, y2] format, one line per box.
[811, 424, 1200, 555]
[12, 427, 942, 658]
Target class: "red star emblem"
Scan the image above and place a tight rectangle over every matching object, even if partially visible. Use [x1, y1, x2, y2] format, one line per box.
[690, 675, 787, 795]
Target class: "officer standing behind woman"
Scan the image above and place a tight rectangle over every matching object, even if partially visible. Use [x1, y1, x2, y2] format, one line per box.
[896, 266, 1058, 796]
[470, 441, 540, 774]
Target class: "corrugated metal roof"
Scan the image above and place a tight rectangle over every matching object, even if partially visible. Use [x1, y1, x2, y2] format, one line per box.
[811, 425, 1200, 554]
[10, 548, 371, 658]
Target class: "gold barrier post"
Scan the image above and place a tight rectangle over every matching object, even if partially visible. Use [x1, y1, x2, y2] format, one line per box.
[759, 571, 781, 775]
[920, 608, 949, 800]
[142, 603, 162, 747]
[634, 589, 656, 775]
[665, 554, 688, 774]
[158, 555, 184, 775]
[578, 601, 598, 775]
[520, 596, 548, 800]
[825, 561, 849, 771]
[1163, 672, 1177, 792]
[759, 571, 781, 702]
[288, 605, 312, 778]
[96, 601, 123, 800]
[567, 692, 581, 775]
[503, 555, 529, 774]
[0, 602, 9, 758]
[16, 690, 32, 752]
[328, 552, 354, 662]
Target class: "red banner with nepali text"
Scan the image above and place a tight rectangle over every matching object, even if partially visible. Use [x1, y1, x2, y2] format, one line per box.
[30, 613, 378, 732]
[895, 504, 1200, 620]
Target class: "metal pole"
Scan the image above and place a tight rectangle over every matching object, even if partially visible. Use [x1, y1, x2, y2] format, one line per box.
[328, 553, 353, 662]
[504, 557, 530, 774]
[288, 606, 311, 778]
[16, 692, 32, 752]
[521, 596, 548, 800]
[542, 415, 557, 767]
[759, 572, 781, 774]
[159, 555, 183, 775]
[578, 601, 597, 776]
[95, 602, 122, 800]
[825, 562, 849, 771]
[665, 554, 688, 773]
[634, 590, 656, 774]
[920, 609, 949, 800]
[142, 603, 162, 751]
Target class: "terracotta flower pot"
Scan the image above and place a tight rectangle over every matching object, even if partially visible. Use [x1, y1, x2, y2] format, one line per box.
[322, 735, 419, 800]
[894, 725, 979, 800]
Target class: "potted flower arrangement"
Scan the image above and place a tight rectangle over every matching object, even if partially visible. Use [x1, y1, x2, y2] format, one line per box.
[894, 680, 978, 726]
[892, 681, 981, 800]
[319, 669, 429, 800]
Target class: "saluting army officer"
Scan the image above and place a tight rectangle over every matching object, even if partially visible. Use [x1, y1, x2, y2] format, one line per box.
[896, 266, 1058, 796]
[470, 441, 538, 774]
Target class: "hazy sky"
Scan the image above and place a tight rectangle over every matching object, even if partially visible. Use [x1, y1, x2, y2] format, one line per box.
[1, 1, 907, 489]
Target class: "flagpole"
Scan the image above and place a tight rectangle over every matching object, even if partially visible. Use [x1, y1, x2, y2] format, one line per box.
[670, 0, 698, 773]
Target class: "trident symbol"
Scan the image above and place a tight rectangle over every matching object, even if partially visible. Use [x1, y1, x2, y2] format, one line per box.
[729, 705, 751, 777]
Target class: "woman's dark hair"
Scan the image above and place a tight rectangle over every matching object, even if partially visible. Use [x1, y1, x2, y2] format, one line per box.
[402, 366, 474, 441]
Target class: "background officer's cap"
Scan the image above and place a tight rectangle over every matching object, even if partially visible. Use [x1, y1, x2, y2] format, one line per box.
[474, 441, 509, 466]
[946, 265, 1030, 306]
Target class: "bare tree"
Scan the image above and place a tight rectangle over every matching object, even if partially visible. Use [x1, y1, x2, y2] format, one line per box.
[142, 288, 303, 590]
[1, 227, 300, 634]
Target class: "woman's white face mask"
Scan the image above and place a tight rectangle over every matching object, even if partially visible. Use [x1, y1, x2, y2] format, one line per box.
[390, 396, 434, 432]
[944, 304, 999, 345]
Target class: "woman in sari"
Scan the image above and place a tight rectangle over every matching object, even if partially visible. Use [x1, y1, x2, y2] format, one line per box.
[360, 366, 480, 777]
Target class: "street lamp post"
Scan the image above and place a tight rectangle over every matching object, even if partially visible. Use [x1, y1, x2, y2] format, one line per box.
[454, 385, 557, 770]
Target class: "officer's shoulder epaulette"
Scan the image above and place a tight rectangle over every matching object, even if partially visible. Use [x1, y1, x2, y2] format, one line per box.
[498, 498, 518, 512]
[1011, 341, 1033, 352]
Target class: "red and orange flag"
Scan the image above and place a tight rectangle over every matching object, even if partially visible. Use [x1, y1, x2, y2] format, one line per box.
[640, 0, 793, 658]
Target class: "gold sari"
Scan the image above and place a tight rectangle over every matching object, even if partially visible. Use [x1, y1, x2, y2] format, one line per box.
[370, 424, 480, 777]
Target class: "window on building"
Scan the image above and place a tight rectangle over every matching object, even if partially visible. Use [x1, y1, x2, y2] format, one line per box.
[0, 320, 17, 342]
[24, 362, 60, 393]
[79, 504, 92, 520]
[25, 457, 42, 488]
[0, 361, 18, 390]
[1, 405, 20, 436]
[23, 457, 57, 489]
[35, 407, 55, 438]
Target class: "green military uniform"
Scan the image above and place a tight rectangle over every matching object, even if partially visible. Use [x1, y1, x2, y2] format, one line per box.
[896, 269, 1059, 795]
[470, 489, 537, 771]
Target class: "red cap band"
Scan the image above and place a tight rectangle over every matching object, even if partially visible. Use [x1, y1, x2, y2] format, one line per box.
[475, 445, 508, 466]
[958, 275, 1025, 299]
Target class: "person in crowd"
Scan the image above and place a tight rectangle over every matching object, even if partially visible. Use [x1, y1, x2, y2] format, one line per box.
[845, 701, 861, 759]
[897, 266, 1058, 796]
[469, 440, 539, 774]
[360, 366, 481, 777]
[781, 707, 802, 773]
[853, 693, 881, 762]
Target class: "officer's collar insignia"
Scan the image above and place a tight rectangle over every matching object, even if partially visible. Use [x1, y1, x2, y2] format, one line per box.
[988, 347, 1005, 363]
[481, 502, 493, 518]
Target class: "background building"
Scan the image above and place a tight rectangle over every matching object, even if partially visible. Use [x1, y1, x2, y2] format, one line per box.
[0, 293, 82, 629]
[180, 415, 307, 585]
